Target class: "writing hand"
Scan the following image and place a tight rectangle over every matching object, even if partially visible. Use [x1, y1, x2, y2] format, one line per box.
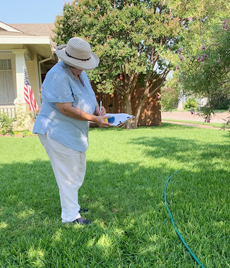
[96, 106, 106, 116]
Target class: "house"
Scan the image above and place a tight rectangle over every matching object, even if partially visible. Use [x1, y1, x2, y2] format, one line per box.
[0, 21, 57, 122]
[177, 90, 208, 110]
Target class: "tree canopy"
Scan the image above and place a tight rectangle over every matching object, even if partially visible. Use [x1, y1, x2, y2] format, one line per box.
[165, 0, 230, 111]
[53, 0, 230, 122]
[53, 0, 184, 127]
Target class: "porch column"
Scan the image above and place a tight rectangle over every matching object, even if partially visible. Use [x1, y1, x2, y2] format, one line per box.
[11, 49, 34, 131]
[11, 49, 27, 110]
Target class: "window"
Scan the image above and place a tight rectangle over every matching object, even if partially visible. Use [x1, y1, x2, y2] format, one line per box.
[0, 58, 15, 104]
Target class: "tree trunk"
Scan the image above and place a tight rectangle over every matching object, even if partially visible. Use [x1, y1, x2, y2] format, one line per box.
[134, 95, 147, 128]
[123, 92, 136, 128]
[123, 92, 132, 115]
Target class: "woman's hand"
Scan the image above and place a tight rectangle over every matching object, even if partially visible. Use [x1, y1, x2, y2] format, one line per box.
[95, 104, 106, 116]
[95, 115, 111, 128]
[55, 102, 111, 127]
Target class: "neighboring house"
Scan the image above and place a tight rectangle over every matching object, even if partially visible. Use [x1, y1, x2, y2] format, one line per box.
[177, 91, 208, 110]
[0, 21, 57, 119]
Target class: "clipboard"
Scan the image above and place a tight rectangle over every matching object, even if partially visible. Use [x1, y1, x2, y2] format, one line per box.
[106, 113, 134, 127]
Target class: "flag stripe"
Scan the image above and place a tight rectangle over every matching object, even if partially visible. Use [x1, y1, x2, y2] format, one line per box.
[24, 67, 40, 112]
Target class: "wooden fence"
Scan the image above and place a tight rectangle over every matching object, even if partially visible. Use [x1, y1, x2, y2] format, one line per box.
[93, 86, 161, 126]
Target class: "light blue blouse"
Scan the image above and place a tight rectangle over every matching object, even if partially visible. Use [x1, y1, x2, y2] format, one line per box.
[33, 61, 97, 152]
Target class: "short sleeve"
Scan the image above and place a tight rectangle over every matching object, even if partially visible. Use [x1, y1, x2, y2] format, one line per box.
[41, 71, 74, 103]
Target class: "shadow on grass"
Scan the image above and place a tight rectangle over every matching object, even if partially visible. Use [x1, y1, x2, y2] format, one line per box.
[1, 126, 230, 267]
[0, 159, 197, 267]
[130, 124, 230, 171]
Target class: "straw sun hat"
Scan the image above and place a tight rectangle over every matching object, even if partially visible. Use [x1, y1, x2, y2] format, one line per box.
[55, 37, 99, 70]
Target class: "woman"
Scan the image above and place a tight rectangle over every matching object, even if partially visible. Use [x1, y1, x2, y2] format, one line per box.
[33, 37, 110, 224]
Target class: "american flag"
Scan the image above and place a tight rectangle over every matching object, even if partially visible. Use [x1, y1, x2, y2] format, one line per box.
[24, 66, 40, 112]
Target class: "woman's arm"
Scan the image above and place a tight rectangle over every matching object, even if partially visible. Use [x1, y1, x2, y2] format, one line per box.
[55, 102, 110, 127]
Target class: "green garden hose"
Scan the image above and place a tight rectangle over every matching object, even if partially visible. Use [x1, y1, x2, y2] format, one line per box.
[164, 170, 205, 268]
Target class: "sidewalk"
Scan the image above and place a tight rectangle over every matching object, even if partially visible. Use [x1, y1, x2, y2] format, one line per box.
[162, 111, 230, 124]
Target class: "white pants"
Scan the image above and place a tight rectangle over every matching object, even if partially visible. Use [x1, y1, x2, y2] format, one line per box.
[38, 132, 86, 223]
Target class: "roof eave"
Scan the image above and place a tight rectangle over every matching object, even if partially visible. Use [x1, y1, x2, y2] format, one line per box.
[0, 36, 52, 44]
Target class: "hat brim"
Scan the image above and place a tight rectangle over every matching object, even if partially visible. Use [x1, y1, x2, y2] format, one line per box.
[55, 45, 99, 70]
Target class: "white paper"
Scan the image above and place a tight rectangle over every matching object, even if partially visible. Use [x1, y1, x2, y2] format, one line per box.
[106, 113, 134, 126]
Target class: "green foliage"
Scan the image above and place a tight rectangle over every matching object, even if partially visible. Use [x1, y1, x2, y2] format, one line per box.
[0, 113, 15, 135]
[180, 18, 230, 115]
[178, 19, 230, 96]
[161, 73, 181, 110]
[53, 0, 185, 126]
[169, 0, 230, 99]
[210, 91, 230, 110]
[53, 0, 182, 91]
[14, 104, 31, 130]
[161, 85, 179, 111]
[183, 97, 197, 110]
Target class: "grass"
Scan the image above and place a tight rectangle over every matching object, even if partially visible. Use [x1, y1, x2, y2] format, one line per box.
[0, 123, 230, 267]
[161, 118, 229, 129]
[162, 109, 230, 113]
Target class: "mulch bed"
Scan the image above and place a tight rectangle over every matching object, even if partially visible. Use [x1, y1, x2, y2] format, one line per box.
[0, 133, 35, 137]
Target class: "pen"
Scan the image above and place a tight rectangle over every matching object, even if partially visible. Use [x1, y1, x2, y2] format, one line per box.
[99, 101, 102, 115]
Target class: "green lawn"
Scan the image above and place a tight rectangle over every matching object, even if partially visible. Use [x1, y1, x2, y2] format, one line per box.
[1, 123, 230, 268]
[161, 118, 228, 129]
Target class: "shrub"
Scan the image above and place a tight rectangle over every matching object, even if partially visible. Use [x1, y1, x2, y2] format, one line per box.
[161, 86, 179, 111]
[183, 97, 197, 110]
[0, 113, 15, 135]
[210, 94, 230, 110]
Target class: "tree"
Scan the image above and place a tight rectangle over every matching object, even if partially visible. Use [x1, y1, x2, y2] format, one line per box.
[53, 0, 184, 128]
[168, 0, 230, 112]
[178, 19, 230, 104]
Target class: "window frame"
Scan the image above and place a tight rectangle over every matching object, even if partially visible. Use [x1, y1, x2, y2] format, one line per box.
[0, 52, 16, 105]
